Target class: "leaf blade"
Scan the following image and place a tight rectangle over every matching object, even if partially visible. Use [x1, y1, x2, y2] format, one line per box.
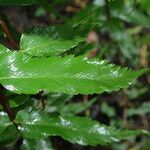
[16, 111, 150, 146]
[0, 112, 12, 134]
[0, 44, 10, 55]
[20, 25, 85, 57]
[0, 52, 148, 94]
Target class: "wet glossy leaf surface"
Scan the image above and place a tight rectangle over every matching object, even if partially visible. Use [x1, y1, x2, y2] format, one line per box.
[21, 25, 85, 57]
[0, 44, 10, 55]
[0, 0, 149, 149]
[0, 52, 147, 94]
[16, 111, 149, 146]
[0, 112, 12, 134]
[21, 139, 54, 150]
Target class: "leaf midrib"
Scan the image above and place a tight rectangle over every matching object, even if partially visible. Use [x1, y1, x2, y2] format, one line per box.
[22, 35, 84, 53]
[21, 121, 110, 138]
[0, 75, 109, 82]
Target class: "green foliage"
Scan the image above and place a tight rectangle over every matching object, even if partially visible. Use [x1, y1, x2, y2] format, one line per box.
[21, 25, 85, 57]
[21, 139, 55, 150]
[101, 102, 116, 118]
[0, 44, 10, 54]
[140, 0, 150, 12]
[0, 51, 147, 94]
[68, 6, 102, 30]
[0, 112, 12, 134]
[1, 110, 147, 146]
[128, 102, 150, 117]
[0, 0, 149, 149]
[0, 126, 18, 145]
[46, 93, 96, 115]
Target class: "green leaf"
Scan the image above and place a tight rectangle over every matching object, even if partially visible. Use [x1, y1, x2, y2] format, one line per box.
[0, 94, 29, 111]
[20, 25, 85, 57]
[58, 98, 96, 115]
[127, 102, 150, 117]
[101, 102, 116, 118]
[48, 93, 73, 107]
[68, 6, 102, 31]
[140, 139, 150, 150]
[0, 44, 10, 55]
[140, 0, 150, 12]
[21, 139, 55, 150]
[127, 9, 150, 28]
[0, 52, 147, 94]
[16, 111, 150, 146]
[8, 95, 29, 108]
[47, 96, 96, 115]
[46, 93, 95, 115]
[0, 112, 12, 134]
[102, 19, 138, 61]
[111, 2, 150, 28]
[0, 126, 19, 145]
[0, 0, 45, 5]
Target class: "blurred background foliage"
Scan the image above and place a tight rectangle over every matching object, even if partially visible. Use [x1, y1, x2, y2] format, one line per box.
[0, 0, 150, 150]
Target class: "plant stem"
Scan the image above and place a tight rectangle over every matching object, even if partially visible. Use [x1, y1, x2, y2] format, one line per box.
[0, 16, 19, 50]
[0, 16, 18, 122]
[0, 88, 15, 121]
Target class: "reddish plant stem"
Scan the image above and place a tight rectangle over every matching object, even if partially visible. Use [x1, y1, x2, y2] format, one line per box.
[0, 16, 18, 122]
[0, 90, 15, 121]
[0, 16, 19, 50]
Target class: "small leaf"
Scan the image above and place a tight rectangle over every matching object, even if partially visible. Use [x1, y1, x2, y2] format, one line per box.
[47, 93, 95, 115]
[0, 112, 12, 134]
[58, 98, 96, 115]
[101, 102, 116, 117]
[127, 9, 150, 28]
[127, 102, 150, 117]
[0, 44, 10, 55]
[20, 25, 85, 57]
[111, 2, 150, 28]
[0, 126, 19, 145]
[0, 52, 148, 94]
[67, 6, 102, 31]
[48, 93, 73, 106]
[47, 95, 96, 115]
[16, 111, 150, 146]
[21, 139, 55, 150]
